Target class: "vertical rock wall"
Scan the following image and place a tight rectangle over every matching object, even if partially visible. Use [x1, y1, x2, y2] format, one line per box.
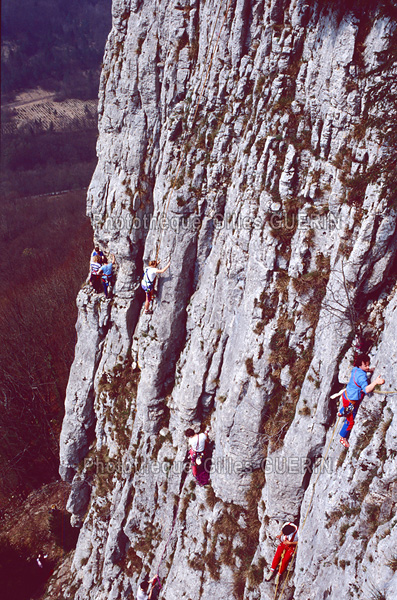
[58, 1, 397, 599]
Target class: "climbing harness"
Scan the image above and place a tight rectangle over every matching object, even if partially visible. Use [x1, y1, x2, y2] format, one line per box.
[141, 267, 156, 292]
[338, 401, 354, 417]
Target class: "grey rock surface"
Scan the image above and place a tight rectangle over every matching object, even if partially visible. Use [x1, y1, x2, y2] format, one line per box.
[58, 1, 397, 599]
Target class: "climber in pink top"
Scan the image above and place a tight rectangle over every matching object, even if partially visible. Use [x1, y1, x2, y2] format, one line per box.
[185, 428, 210, 486]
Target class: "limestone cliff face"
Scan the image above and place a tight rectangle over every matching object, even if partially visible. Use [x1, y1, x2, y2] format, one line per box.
[58, 1, 397, 599]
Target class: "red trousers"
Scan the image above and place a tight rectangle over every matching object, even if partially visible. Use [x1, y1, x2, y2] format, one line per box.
[189, 448, 198, 477]
[271, 543, 295, 574]
[188, 448, 210, 486]
[340, 393, 360, 438]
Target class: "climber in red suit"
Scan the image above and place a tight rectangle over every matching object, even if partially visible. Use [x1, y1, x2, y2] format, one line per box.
[265, 522, 298, 585]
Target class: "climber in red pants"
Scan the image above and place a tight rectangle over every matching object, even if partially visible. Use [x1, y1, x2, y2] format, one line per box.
[265, 522, 298, 585]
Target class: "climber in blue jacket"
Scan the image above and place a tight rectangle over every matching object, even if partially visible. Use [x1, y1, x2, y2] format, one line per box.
[98, 253, 116, 297]
[339, 353, 385, 448]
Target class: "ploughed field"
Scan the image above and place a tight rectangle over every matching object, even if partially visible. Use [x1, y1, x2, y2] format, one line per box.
[1, 88, 98, 135]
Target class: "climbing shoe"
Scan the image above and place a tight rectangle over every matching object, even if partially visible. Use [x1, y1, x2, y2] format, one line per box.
[275, 572, 280, 586]
[144, 309, 153, 314]
[265, 570, 275, 581]
[339, 437, 349, 449]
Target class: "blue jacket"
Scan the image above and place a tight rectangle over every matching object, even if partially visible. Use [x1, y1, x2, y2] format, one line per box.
[101, 263, 113, 276]
[345, 367, 368, 402]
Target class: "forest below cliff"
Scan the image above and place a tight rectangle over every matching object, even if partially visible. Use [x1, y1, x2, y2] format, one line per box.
[0, 2, 112, 597]
[1, 0, 111, 101]
[0, 0, 112, 504]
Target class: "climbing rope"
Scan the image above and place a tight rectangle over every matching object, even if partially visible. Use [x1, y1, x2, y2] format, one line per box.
[274, 550, 296, 600]
[155, 502, 180, 586]
[272, 549, 286, 600]
[332, 388, 397, 398]
[274, 381, 393, 599]
[300, 416, 341, 530]
[154, 0, 233, 261]
[190, 0, 234, 127]
[274, 416, 341, 600]
[154, 452, 191, 584]
[298, 385, 395, 530]
[195, 0, 224, 100]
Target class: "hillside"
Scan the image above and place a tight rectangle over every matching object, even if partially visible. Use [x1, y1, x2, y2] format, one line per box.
[0, 3, 112, 596]
[1, 0, 112, 101]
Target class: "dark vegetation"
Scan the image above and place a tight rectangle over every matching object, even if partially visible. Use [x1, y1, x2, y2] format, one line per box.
[0, 510, 78, 600]
[0, 191, 92, 503]
[317, 0, 396, 18]
[0, 77, 98, 503]
[1, 128, 98, 199]
[0, 481, 76, 600]
[0, 541, 53, 600]
[1, 0, 112, 101]
[0, 0, 109, 505]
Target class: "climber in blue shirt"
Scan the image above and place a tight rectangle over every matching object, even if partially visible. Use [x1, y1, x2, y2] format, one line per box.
[339, 353, 385, 448]
[98, 254, 116, 297]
